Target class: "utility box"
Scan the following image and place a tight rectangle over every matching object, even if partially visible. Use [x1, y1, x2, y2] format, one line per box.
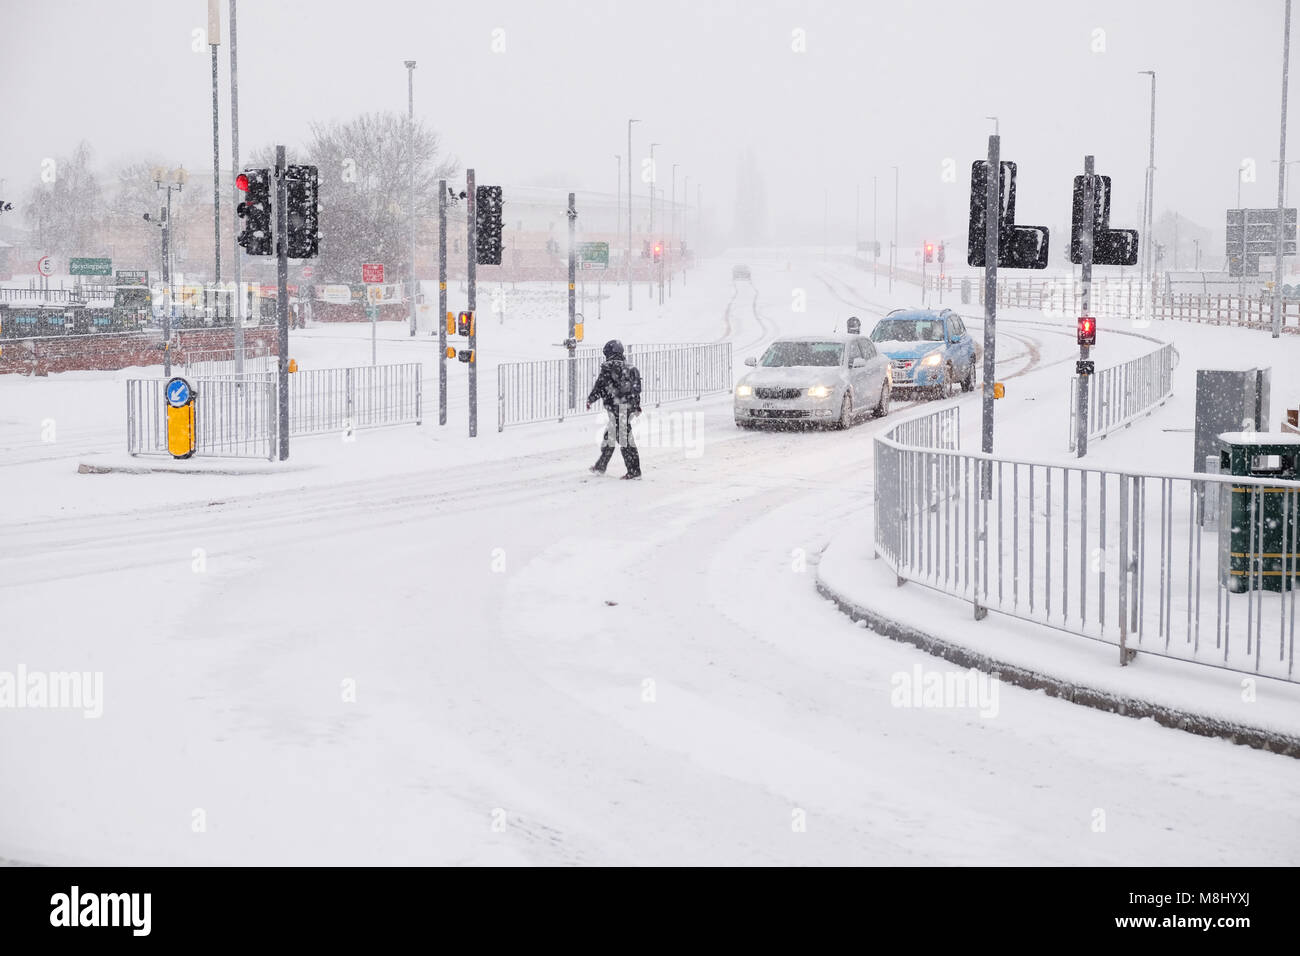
[1217, 432, 1300, 593]
[1194, 368, 1271, 475]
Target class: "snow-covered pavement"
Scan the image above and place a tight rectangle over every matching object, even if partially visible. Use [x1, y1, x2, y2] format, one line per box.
[3, 256, 1299, 865]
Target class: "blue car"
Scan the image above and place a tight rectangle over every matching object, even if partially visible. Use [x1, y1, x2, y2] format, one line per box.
[868, 308, 977, 398]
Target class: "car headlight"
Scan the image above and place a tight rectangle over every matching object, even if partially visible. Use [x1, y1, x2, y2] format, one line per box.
[807, 385, 832, 398]
[736, 385, 753, 397]
[921, 352, 943, 367]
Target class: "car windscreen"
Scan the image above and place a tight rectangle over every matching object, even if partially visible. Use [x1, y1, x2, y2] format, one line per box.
[869, 319, 945, 343]
[760, 341, 843, 367]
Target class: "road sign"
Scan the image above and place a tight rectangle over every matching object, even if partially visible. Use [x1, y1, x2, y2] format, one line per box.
[37, 255, 53, 277]
[1069, 174, 1138, 266]
[302, 265, 314, 279]
[967, 161, 1049, 269]
[116, 269, 149, 286]
[70, 257, 112, 276]
[165, 376, 193, 408]
[320, 284, 351, 304]
[578, 241, 609, 268]
[1227, 209, 1297, 275]
[362, 263, 384, 284]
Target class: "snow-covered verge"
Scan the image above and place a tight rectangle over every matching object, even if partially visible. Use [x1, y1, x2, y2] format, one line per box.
[815, 306, 1300, 749]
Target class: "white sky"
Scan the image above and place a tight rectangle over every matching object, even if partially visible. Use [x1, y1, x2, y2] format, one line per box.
[0, 0, 1295, 247]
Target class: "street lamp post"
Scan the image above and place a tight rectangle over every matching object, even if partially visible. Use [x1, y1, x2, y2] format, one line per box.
[405, 60, 417, 336]
[152, 166, 187, 377]
[229, 0, 244, 370]
[1274, 0, 1293, 338]
[615, 154, 621, 285]
[890, 165, 899, 294]
[1138, 70, 1156, 318]
[670, 162, 678, 296]
[648, 142, 659, 299]
[208, 0, 221, 292]
[682, 174, 690, 284]
[626, 118, 639, 310]
[873, 175, 878, 286]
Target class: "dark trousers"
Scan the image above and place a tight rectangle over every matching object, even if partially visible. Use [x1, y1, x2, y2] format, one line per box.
[594, 406, 641, 476]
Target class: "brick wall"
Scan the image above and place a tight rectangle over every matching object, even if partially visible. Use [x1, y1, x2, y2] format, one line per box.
[0, 327, 279, 376]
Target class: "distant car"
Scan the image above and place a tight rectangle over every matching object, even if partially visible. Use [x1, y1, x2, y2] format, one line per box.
[868, 308, 977, 398]
[732, 264, 751, 280]
[734, 333, 891, 429]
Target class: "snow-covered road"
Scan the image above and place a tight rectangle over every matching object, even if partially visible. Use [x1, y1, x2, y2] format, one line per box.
[3, 258, 1298, 865]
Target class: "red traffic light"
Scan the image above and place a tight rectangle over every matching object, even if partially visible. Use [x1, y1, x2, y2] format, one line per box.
[236, 173, 250, 192]
[1077, 315, 1097, 346]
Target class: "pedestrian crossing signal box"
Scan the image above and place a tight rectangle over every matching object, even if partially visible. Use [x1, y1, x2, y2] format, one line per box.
[164, 376, 196, 459]
[446, 311, 456, 336]
[457, 311, 474, 336]
[575, 322, 584, 342]
[458, 349, 474, 363]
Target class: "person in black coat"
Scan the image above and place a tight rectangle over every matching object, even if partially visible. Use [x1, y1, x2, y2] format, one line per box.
[586, 339, 642, 479]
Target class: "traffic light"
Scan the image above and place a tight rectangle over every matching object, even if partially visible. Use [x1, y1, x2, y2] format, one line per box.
[458, 349, 474, 363]
[937, 241, 945, 264]
[236, 168, 272, 256]
[457, 310, 474, 337]
[284, 164, 320, 259]
[642, 239, 651, 259]
[1077, 315, 1097, 347]
[924, 242, 934, 263]
[653, 241, 663, 263]
[475, 185, 504, 265]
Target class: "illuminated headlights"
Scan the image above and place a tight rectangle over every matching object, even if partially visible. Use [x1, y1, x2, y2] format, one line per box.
[807, 385, 832, 398]
[921, 352, 943, 367]
[736, 385, 753, 397]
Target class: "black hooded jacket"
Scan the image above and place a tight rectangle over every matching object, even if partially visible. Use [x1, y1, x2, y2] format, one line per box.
[587, 357, 642, 414]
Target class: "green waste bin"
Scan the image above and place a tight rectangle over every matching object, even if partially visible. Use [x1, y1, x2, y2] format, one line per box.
[1218, 433, 1300, 593]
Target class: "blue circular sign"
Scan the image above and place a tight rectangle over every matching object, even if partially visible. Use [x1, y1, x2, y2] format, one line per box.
[165, 376, 193, 408]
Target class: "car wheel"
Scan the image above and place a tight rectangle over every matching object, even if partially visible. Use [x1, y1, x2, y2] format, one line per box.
[836, 392, 852, 429]
[961, 361, 976, 392]
[874, 379, 890, 418]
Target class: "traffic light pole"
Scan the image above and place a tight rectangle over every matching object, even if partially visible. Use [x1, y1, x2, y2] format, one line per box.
[980, 135, 999, 497]
[567, 192, 577, 410]
[229, 0, 243, 374]
[467, 168, 477, 438]
[1076, 155, 1095, 459]
[438, 178, 447, 426]
[276, 145, 290, 461]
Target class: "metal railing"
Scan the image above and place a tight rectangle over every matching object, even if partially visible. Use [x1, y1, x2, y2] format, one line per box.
[288, 363, 422, 436]
[127, 374, 277, 459]
[127, 363, 422, 458]
[497, 342, 732, 430]
[875, 406, 1300, 682]
[1068, 343, 1176, 450]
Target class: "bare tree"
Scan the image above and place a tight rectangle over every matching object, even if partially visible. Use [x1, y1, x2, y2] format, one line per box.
[249, 112, 457, 281]
[25, 141, 106, 256]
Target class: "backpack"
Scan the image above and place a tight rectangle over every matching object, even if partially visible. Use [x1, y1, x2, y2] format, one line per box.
[610, 361, 642, 408]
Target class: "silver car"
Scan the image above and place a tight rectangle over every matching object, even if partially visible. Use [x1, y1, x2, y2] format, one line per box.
[734, 334, 891, 429]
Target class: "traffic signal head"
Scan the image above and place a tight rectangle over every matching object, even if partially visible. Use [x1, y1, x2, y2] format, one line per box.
[285, 164, 320, 259]
[642, 239, 651, 259]
[653, 241, 662, 262]
[236, 168, 272, 256]
[937, 241, 945, 263]
[458, 349, 474, 363]
[457, 310, 474, 337]
[1077, 315, 1097, 346]
[475, 185, 504, 265]
[924, 242, 934, 263]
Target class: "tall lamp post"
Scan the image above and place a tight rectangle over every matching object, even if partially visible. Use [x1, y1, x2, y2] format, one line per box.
[208, 0, 221, 293]
[1138, 70, 1156, 317]
[1274, 0, 1293, 338]
[626, 118, 639, 310]
[229, 0, 244, 369]
[682, 174, 690, 282]
[615, 154, 621, 285]
[648, 142, 659, 299]
[405, 59, 417, 336]
[890, 165, 899, 293]
[670, 162, 678, 295]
